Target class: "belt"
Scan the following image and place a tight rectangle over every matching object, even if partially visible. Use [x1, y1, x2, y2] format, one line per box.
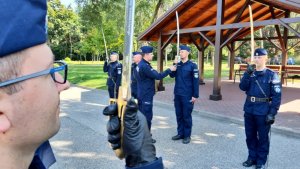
[247, 96, 270, 102]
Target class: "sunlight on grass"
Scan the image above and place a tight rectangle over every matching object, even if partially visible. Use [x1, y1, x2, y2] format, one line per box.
[67, 61, 230, 89]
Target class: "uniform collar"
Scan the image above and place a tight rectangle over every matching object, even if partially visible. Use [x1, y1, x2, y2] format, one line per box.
[142, 59, 150, 65]
[181, 60, 190, 65]
[255, 68, 266, 76]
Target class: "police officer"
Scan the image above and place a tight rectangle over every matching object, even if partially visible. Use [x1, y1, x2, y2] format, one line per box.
[131, 52, 142, 99]
[103, 52, 122, 99]
[136, 46, 176, 143]
[239, 48, 281, 169]
[169, 45, 199, 144]
[0, 1, 70, 168]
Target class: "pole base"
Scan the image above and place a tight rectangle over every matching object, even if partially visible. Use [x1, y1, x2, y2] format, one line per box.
[209, 94, 222, 101]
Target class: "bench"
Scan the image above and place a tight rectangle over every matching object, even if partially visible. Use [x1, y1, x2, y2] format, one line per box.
[282, 65, 300, 85]
[233, 64, 282, 83]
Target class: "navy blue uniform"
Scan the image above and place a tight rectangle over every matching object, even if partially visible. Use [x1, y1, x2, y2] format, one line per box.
[29, 141, 56, 169]
[239, 69, 281, 166]
[103, 61, 122, 98]
[131, 63, 138, 98]
[136, 59, 171, 130]
[169, 60, 199, 138]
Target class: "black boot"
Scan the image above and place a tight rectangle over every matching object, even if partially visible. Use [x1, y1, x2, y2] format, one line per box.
[242, 159, 256, 167]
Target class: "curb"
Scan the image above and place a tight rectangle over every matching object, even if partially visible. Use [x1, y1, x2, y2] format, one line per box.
[154, 100, 300, 139]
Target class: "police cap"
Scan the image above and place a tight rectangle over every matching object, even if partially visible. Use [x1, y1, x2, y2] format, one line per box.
[110, 51, 119, 55]
[0, 0, 47, 57]
[180, 45, 191, 52]
[254, 48, 268, 56]
[132, 51, 142, 56]
[140, 46, 153, 54]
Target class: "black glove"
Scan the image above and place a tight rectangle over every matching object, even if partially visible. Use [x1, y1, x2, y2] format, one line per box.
[246, 63, 256, 75]
[103, 98, 162, 168]
[266, 114, 275, 125]
[103, 104, 121, 150]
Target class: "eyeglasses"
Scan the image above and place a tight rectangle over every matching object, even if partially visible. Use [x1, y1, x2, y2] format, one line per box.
[0, 61, 68, 87]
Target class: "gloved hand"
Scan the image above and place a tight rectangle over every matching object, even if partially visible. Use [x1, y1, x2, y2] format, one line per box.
[266, 114, 275, 125]
[246, 63, 256, 75]
[103, 98, 163, 168]
[103, 103, 121, 150]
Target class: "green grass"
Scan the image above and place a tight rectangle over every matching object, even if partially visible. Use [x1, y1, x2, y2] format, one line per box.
[67, 61, 230, 89]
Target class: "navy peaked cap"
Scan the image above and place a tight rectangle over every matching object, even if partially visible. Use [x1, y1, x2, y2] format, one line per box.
[110, 51, 119, 55]
[180, 45, 191, 52]
[254, 48, 268, 56]
[0, 0, 47, 57]
[132, 51, 142, 56]
[140, 46, 153, 54]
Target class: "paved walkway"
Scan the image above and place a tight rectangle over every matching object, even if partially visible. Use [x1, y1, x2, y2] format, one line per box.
[50, 85, 300, 169]
[155, 79, 300, 137]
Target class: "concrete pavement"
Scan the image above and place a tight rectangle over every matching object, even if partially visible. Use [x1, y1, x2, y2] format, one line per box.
[50, 86, 300, 169]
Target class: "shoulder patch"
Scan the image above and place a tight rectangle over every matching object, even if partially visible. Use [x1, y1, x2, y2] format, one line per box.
[272, 73, 280, 84]
[274, 85, 281, 93]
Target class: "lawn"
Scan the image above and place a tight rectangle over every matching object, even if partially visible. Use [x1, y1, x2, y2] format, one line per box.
[67, 61, 230, 89]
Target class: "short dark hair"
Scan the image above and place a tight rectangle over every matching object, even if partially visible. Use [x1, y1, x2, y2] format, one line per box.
[0, 51, 25, 94]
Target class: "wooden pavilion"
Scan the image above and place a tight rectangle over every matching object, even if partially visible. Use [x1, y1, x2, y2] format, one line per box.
[138, 0, 300, 100]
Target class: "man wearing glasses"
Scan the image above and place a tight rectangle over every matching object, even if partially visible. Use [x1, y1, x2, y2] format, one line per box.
[0, 1, 70, 168]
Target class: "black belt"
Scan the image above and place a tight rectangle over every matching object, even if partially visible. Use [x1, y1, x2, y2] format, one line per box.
[247, 96, 270, 102]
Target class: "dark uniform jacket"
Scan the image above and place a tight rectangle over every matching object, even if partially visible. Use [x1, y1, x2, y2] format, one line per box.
[239, 68, 281, 116]
[169, 60, 199, 98]
[136, 59, 171, 100]
[131, 63, 138, 98]
[103, 61, 122, 87]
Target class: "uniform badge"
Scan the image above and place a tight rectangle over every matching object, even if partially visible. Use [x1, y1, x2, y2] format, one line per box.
[194, 73, 199, 78]
[117, 67, 122, 74]
[274, 85, 281, 93]
[272, 73, 280, 84]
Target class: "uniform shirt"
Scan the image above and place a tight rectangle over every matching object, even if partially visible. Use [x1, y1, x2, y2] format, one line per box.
[29, 141, 56, 169]
[136, 59, 171, 100]
[131, 63, 138, 98]
[169, 60, 199, 98]
[103, 61, 122, 87]
[239, 68, 281, 116]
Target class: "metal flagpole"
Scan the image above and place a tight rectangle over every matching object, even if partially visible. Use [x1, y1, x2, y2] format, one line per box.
[111, 0, 136, 159]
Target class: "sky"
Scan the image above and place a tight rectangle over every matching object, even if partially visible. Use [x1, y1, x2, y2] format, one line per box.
[60, 0, 76, 8]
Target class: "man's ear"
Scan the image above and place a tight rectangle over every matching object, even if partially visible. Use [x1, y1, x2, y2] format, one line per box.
[0, 112, 11, 132]
[0, 93, 12, 133]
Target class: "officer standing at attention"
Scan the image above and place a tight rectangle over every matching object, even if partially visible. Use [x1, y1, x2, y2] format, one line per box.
[131, 52, 142, 99]
[137, 46, 176, 143]
[169, 45, 199, 144]
[239, 48, 281, 169]
[103, 52, 122, 99]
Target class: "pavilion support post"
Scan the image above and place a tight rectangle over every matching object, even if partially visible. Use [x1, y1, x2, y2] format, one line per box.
[199, 37, 205, 85]
[210, 0, 224, 101]
[281, 11, 290, 84]
[157, 31, 165, 91]
[229, 42, 235, 80]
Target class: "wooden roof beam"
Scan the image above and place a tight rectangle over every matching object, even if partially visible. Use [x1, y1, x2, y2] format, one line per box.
[278, 18, 300, 38]
[270, 5, 286, 51]
[221, 28, 243, 48]
[223, 0, 250, 40]
[199, 31, 215, 47]
[163, 17, 300, 35]
[253, 0, 300, 13]
[236, 35, 299, 41]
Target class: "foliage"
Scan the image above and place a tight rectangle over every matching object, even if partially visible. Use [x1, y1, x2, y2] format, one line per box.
[48, 1, 299, 64]
[48, 0, 82, 60]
